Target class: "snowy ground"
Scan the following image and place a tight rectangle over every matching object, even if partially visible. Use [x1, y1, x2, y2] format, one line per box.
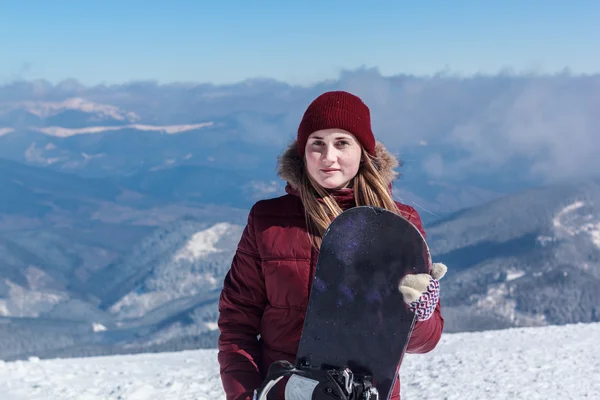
[1, 322, 599, 399]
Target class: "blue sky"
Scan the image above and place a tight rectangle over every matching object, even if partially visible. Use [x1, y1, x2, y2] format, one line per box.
[1, 0, 598, 86]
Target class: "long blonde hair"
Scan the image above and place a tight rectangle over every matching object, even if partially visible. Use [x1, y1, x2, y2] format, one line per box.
[297, 146, 400, 248]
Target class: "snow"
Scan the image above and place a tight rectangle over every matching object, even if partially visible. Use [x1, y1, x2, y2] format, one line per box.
[536, 235, 554, 246]
[24, 142, 63, 165]
[205, 321, 219, 331]
[109, 291, 175, 319]
[108, 222, 241, 319]
[591, 228, 600, 248]
[0, 322, 599, 399]
[552, 200, 600, 248]
[554, 201, 585, 221]
[92, 323, 107, 332]
[81, 152, 104, 160]
[173, 223, 234, 262]
[0, 279, 68, 318]
[474, 283, 524, 324]
[8, 98, 140, 121]
[505, 269, 525, 281]
[33, 122, 214, 137]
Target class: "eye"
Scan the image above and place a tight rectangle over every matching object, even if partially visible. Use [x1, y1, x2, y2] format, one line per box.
[336, 140, 350, 147]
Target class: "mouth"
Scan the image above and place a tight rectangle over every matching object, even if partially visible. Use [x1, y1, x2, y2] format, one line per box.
[321, 168, 340, 173]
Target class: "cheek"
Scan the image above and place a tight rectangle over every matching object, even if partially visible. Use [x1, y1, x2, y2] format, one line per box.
[342, 149, 362, 171]
[348, 162, 361, 176]
[304, 152, 322, 175]
[305, 152, 318, 167]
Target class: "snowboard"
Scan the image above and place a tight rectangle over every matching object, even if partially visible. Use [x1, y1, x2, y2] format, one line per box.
[254, 205, 431, 400]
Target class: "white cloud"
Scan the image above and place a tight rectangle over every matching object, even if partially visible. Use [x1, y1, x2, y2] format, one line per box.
[2, 69, 598, 183]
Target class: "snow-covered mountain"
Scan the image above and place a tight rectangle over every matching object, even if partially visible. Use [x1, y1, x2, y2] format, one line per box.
[1, 321, 598, 400]
[1, 97, 140, 123]
[429, 178, 600, 332]
[0, 158, 253, 360]
[0, 97, 217, 134]
[85, 220, 245, 353]
[108, 222, 241, 318]
[0, 97, 213, 137]
[1, 155, 600, 360]
[87, 220, 243, 316]
[0, 218, 244, 361]
[1, 74, 599, 364]
[0, 93, 517, 220]
[0, 96, 285, 236]
[0, 97, 280, 194]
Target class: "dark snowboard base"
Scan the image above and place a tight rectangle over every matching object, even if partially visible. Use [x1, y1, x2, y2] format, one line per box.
[256, 206, 431, 400]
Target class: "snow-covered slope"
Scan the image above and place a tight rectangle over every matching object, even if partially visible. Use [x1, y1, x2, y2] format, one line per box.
[0, 268, 69, 318]
[0, 97, 210, 135]
[0, 157, 252, 360]
[31, 122, 214, 137]
[0, 219, 245, 361]
[428, 178, 600, 332]
[0, 97, 223, 178]
[550, 200, 600, 249]
[0, 322, 598, 400]
[1, 98, 141, 122]
[106, 221, 242, 322]
[91, 220, 243, 318]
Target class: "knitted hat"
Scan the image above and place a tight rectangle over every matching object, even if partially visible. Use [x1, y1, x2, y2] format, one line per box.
[297, 91, 375, 157]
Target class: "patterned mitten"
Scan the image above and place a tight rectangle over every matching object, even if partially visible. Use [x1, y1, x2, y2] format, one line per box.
[398, 262, 447, 321]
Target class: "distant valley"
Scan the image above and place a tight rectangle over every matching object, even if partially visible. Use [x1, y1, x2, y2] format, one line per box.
[1, 76, 598, 360]
[1, 155, 598, 361]
[0, 155, 252, 360]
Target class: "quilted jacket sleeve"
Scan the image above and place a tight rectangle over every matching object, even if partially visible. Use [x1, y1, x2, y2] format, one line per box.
[218, 205, 267, 400]
[398, 203, 445, 354]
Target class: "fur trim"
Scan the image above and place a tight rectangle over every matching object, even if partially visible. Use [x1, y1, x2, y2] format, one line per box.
[277, 140, 401, 190]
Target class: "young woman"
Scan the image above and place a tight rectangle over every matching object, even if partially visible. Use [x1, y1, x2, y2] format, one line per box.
[217, 90, 447, 400]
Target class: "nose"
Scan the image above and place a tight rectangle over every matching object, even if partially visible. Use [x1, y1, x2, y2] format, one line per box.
[322, 143, 337, 163]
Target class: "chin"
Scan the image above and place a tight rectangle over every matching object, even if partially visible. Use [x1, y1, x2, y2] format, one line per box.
[317, 178, 349, 189]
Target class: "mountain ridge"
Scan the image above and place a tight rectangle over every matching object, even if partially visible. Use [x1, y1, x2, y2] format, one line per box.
[0, 78, 598, 359]
[426, 177, 600, 332]
[1, 172, 599, 359]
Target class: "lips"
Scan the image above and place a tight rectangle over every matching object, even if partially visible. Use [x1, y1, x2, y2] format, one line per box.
[321, 168, 340, 173]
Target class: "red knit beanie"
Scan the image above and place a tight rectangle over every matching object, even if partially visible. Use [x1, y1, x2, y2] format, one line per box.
[297, 91, 376, 157]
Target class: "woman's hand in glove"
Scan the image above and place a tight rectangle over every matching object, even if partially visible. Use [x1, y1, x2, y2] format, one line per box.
[398, 262, 448, 321]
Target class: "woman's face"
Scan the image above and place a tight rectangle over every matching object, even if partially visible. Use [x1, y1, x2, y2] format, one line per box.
[304, 128, 362, 189]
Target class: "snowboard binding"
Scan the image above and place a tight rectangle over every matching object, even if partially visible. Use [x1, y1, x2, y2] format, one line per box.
[253, 360, 380, 400]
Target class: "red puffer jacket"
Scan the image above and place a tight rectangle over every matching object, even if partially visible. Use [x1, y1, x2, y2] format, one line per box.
[218, 141, 444, 400]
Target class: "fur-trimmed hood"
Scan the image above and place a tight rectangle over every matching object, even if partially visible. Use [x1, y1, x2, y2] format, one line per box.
[276, 139, 401, 191]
